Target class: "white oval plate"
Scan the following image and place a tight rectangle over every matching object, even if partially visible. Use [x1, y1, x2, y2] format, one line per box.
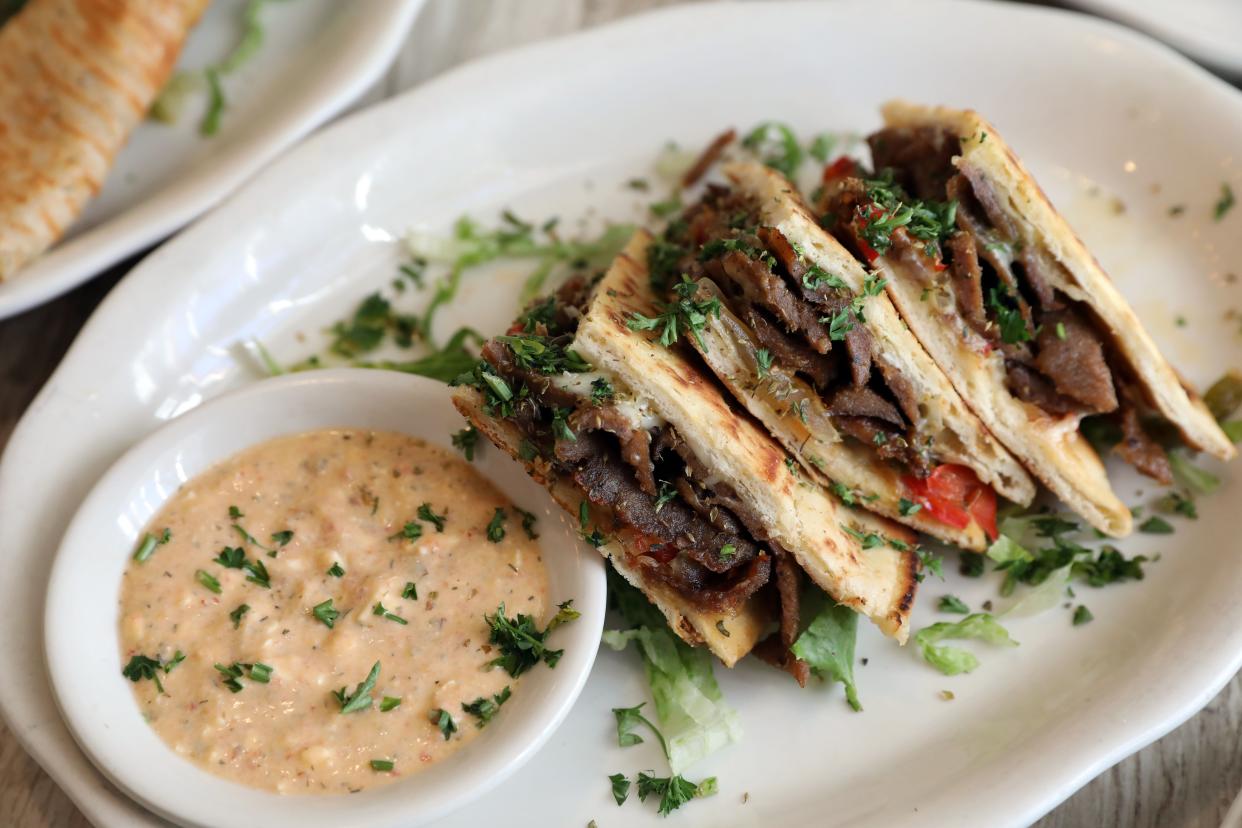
[43, 370, 605, 828]
[5, 1, 1242, 825]
[0, 0, 424, 319]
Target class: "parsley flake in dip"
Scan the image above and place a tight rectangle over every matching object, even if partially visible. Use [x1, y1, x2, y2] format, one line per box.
[118, 428, 550, 794]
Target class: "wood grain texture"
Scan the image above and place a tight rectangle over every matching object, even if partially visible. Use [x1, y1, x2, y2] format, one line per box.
[0, 1, 1238, 825]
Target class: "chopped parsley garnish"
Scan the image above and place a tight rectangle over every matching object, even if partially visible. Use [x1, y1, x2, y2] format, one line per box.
[551, 407, 576, 442]
[229, 604, 250, 629]
[215, 546, 246, 568]
[372, 602, 408, 625]
[547, 600, 581, 631]
[417, 503, 446, 532]
[829, 481, 857, 506]
[1158, 491, 1197, 519]
[270, 530, 294, 548]
[327, 562, 345, 578]
[636, 771, 718, 817]
[517, 439, 540, 461]
[516, 507, 539, 540]
[389, 520, 424, 543]
[451, 426, 480, 461]
[987, 286, 1033, 344]
[242, 557, 271, 589]
[370, 759, 395, 772]
[822, 306, 855, 341]
[132, 528, 171, 563]
[461, 686, 512, 727]
[1055, 321, 1068, 340]
[313, 599, 340, 629]
[626, 275, 722, 349]
[1138, 516, 1175, 534]
[802, 265, 847, 292]
[916, 548, 945, 581]
[1214, 183, 1235, 221]
[718, 543, 736, 560]
[452, 362, 524, 418]
[653, 481, 677, 511]
[590, 377, 616, 405]
[495, 334, 591, 375]
[228, 505, 244, 519]
[195, 569, 222, 594]
[1073, 605, 1094, 626]
[898, 498, 922, 517]
[334, 661, 380, 714]
[610, 773, 631, 806]
[402, 582, 418, 601]
[486, 508, 507, 542]
[754, 347, 773, 378]
[742, 121, 804, 178]
[214, 662, 245, 693]
[938, 595, 970, 614]
[859, 170, 958, 256]
[213, 661, 270, 692]
[431, 708, 458, 740]
[612, 703, 670, 755]
[484, 601, 577, 676]
[380, 696, 402, 712]
[121, 651, 184, 694]
[841, 523, 883, 549]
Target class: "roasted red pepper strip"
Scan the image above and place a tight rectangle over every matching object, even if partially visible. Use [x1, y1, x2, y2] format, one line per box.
[903, 464, 997, 539]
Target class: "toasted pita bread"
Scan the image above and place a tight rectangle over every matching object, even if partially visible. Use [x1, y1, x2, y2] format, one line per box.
[870, 101, 1235, 536]
[575, 231, 918, 641]
[454, 388, 768, 666]
[455, 232, 919, 660]
[695, 161, 1035, 550]
[0, 0, 209, 279]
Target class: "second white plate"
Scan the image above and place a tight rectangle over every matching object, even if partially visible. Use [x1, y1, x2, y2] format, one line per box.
[0, 0, 424, 319]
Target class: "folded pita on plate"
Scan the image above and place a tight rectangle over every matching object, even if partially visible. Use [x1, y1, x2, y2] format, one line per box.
[452, 231, 919, 675]
[0, 0, 210, 280]
[648, 160, 1035, 552]
[813, 100, 1235, 537]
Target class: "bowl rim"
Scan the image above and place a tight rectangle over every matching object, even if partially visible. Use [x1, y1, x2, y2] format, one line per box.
[42, 369, 606, 828]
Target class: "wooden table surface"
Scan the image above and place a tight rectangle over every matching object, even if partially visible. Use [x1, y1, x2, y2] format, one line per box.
[2, 1, 1240, 825]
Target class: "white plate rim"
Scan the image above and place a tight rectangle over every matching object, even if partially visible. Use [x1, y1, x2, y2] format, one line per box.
[4, 1, 1242, 825]
[0, 0, 425, 319]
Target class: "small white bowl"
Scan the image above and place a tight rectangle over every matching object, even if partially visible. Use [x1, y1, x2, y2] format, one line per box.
[43, 369, 606, 828]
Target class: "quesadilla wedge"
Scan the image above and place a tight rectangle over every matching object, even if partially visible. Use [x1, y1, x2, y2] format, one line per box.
[0, 0, 209, 279]
[452, 231, 919, 674]
[646, 161, 1035, 552]
[814, 101, 1235, 536]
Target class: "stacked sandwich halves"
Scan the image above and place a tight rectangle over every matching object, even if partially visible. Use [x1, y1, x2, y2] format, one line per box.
[453, 101, 1234, 678]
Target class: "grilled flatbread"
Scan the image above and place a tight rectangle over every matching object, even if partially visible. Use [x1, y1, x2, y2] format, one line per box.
[650, 161, 1035, 552]
[816, 101, 1234, 536]
[453, 232, 919, 667]
[0, 0, 210, 279]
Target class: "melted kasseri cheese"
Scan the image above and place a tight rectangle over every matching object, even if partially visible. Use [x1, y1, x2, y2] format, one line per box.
[118, 429, 548, 794]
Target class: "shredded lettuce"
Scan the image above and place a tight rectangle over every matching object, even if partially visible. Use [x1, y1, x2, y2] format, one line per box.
[789, 587, 861, 711]
[603, 569, 740, 775]
[914, 613, 1018, 676]
[1000, 564, 1073, 617]
[985, 533, 1032, 565]
[1169, 450, 1221, 495]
